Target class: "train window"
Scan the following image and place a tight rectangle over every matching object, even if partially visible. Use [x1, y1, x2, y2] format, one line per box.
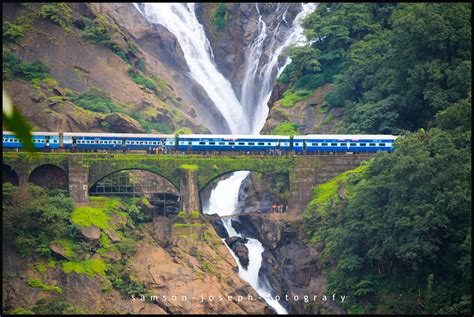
[321, 143, 328, 146]
[350, 143, 357, 146]
[268, 142, 271, 145]
[140, 141, 144, 144]
[258, 142, 264, 146]
[360, 143, 366, 146]
[199, 142, 206, 145]
[188, 141, 192, 145]
[294, 143, 299, 146]
[379, 143, 385, 146]
[331, 143, 337, 146]
[311, 143, 318, 146]
[369, 143, 376, 146]
[152, 141, 157, 145]
[209, 142, 216, 145]
[53, 140, 58, 143]
[219, 142, 225, 145]
[249, 142, 255, 145]
[340, 143, 347, 146]
[229, 142, 235, 145]
[238, 142, 245, 145]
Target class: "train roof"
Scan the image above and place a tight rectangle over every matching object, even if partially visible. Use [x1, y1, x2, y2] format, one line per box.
[294, 134, 398, 140]
[3, 131, 59, 136]
[62, 132, 175, 138]
[179, 134, 291, 139]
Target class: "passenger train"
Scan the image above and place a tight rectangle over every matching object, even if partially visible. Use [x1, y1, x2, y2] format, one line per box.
[2, 131, 398, 153]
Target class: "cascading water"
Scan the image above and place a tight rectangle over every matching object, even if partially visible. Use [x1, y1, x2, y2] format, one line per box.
[136, 3, 315, 314]
[140, 3, 249, 134]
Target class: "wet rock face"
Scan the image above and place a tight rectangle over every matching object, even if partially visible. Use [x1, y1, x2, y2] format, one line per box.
[225, 236, 249, 269]
[206, 214, 229, 238]
[195, 3, 302, 100]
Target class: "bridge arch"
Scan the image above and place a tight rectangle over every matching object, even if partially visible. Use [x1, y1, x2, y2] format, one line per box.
[199, 168, 273, 193]
[3, 164, 19, 186]
[28, 164, 68, 190]
[89, 168, 179, 193]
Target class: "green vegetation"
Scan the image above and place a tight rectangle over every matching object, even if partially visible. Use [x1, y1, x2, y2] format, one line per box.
[272, 122, 299, 136]
[51, 238, 76, 258]
[179, 164, 198, 171]
[3, 22, 25, 42]
[27, 278, 62, 294]
[174, 127, 193, 134]
[71, 205, 111, 230]
[304, 120, 471, 313]
[62, 258, 107, 277]
[128, 70, 156, 91]
[285, 3, 471, 134]
[37, 3, 73, 32]
[35, 262, 47, 273]
[211, 3, 228, 32]
[279, 89, 312, 108]
[9, 308, 34, 315]
[3, 47, 50, 82]
[295, 5, 471, 313]
[32, 297, 85, 314]
[80, 14, 135, 63]
[70, 88, 125, 114]
[3, 184, 75, 257]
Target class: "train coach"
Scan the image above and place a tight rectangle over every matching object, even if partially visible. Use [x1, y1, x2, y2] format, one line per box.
[3, 131, 60, 149]
[177, 134, 291, 152]
[62, 132, 176, 151]
[293, 134, 397, 153]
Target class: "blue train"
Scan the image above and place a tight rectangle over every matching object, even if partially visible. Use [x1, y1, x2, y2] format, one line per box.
[2, 131, 398, 153]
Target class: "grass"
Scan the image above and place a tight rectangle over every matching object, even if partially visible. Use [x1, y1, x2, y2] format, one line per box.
[27, 278, 62, 293]
[62, 258, 107, 277]
[70, 206, 111, 230]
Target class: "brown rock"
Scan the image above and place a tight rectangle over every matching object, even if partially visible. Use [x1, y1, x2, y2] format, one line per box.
[50, 242, 69, 259]
[103, 113, 145, 133]
[104, 229, 121, 242]
[80, 226, 101, 241]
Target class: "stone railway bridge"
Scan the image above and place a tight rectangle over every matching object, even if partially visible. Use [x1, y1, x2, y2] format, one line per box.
[3, 152, 375, 214]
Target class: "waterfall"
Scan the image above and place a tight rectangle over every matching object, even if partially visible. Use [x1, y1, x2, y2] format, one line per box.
[140, 3, 249, 134]
[136, 3, 316, 314]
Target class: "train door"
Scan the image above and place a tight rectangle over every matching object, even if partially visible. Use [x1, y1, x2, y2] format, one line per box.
[45, 136, 50, 151]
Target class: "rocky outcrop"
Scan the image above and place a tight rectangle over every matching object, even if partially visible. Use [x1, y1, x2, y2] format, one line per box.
[240, 213, 346, 314]
[224, 236, 250, 269]
[49, 243, 69, 260]
[205, 214, 229, 238]
[80, 226, 101, 242]
[102, 113, 146, 133]
[262, 83, 344, 135]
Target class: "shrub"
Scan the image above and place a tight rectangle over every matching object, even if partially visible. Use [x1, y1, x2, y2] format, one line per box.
[3, 22, 25, 42]
[37, 3, 73, 31]
[70, 88, 125, 114]
[33, 297, 84, 314]
[211, 3, 227, 32]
